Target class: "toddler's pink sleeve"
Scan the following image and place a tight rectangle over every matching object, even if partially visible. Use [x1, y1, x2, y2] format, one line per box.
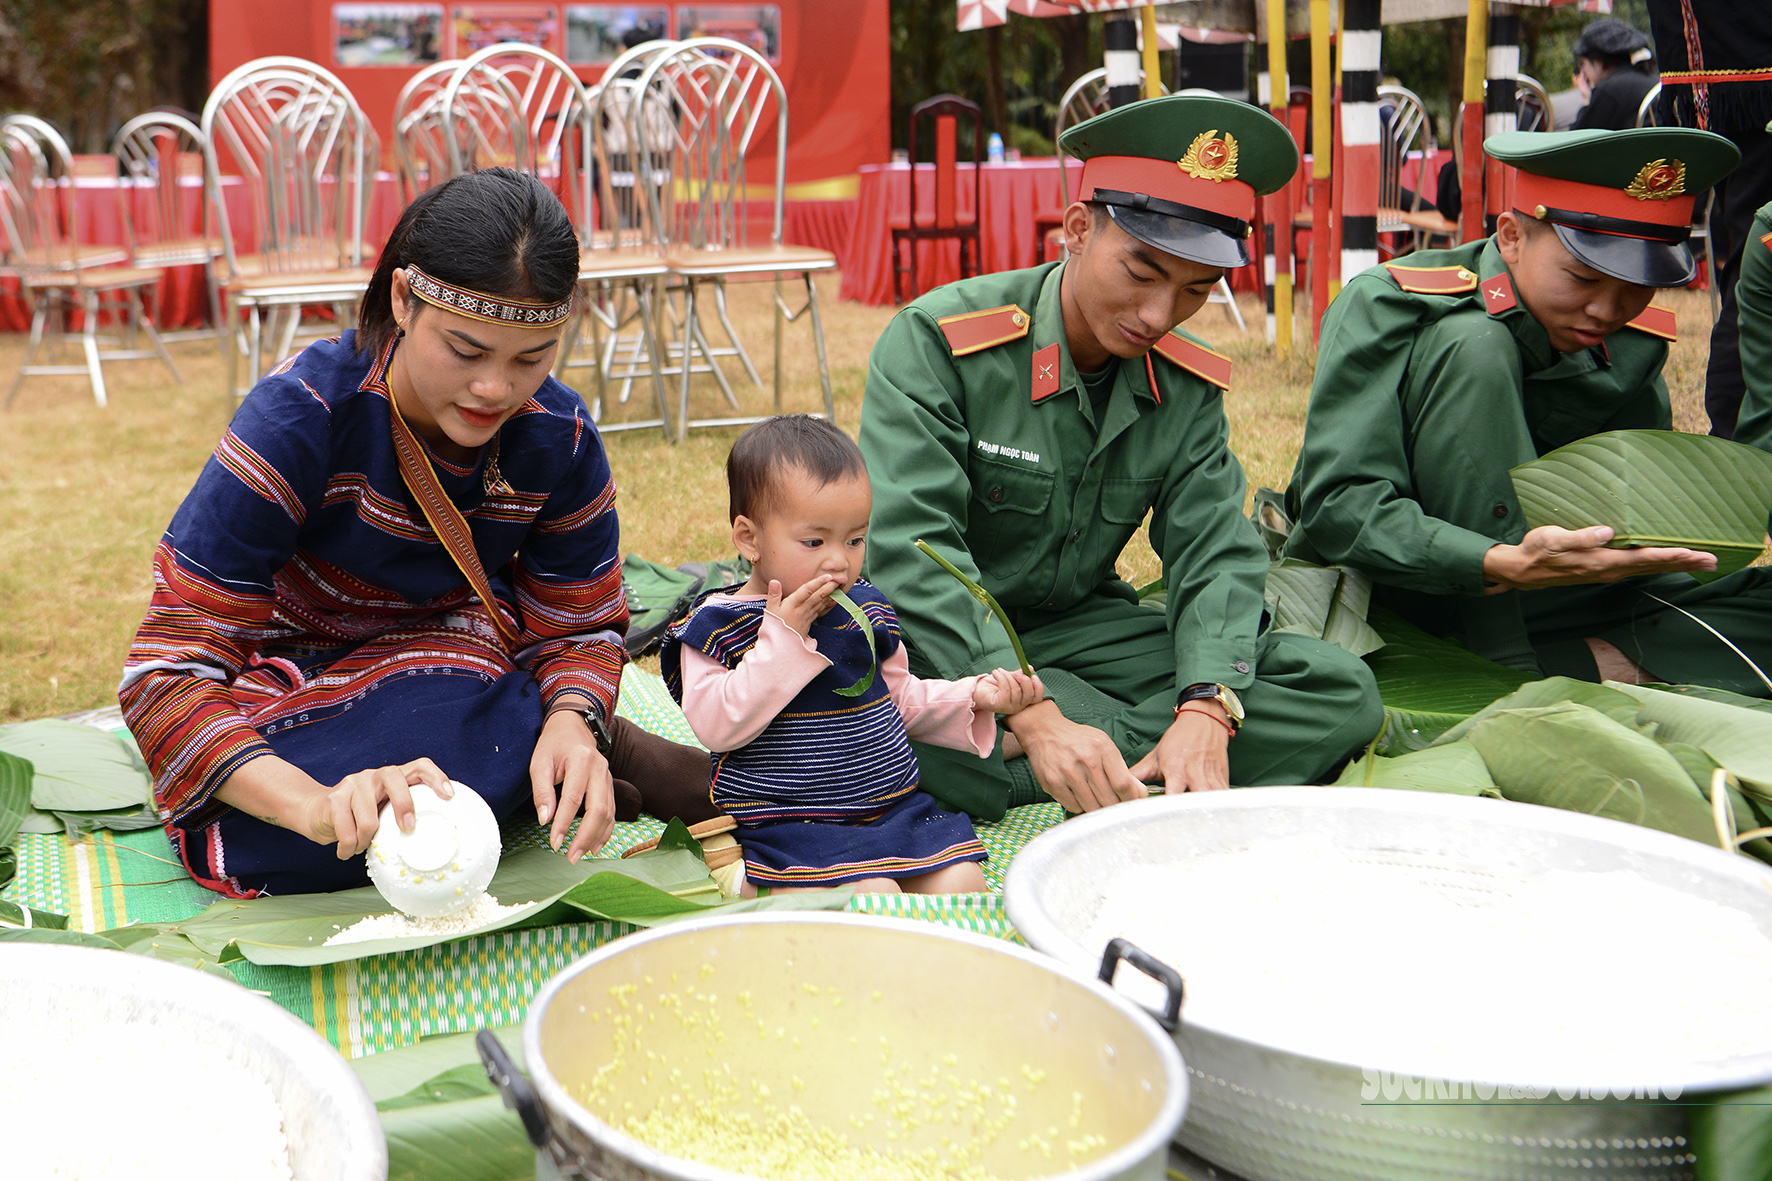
[678, 610, 830, 751]
[882, 647, 995, 757]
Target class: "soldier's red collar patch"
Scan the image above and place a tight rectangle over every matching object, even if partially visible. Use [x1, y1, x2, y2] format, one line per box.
[1030, 343, 1062, 402]
[1481, 272, 1518, 316]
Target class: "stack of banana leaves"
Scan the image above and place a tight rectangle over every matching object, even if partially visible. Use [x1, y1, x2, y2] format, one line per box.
[1139, 562, 1772, 860]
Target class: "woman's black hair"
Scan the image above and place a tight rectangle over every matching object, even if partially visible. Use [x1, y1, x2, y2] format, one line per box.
[727, 415, 867, 522]
[356, 167, 580, 355]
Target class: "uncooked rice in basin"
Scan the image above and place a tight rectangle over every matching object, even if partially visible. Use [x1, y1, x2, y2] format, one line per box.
[0, 1017, 292, 1180]
[324, 892, 525, 945]
[1083, 834, 1772, 1080]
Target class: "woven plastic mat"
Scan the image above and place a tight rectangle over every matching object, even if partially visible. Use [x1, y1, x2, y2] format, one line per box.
[2, 668, 1065, 1056]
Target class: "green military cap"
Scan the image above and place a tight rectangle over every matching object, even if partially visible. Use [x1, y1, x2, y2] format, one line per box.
[1058, 94, 1299, 269]
[1488, 127, 1740, 286]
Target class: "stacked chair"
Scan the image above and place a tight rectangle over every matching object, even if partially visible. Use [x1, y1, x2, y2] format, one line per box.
[632, 38, 837, 441]
[1, 114, 180, 407]
[203, 57, 378, 398]
[110, 110, 228, 345]
[392, 60, 465, 202]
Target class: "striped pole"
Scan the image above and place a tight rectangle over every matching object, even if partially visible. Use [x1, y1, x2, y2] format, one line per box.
[1257, 37, 1277, 345]
[1340, 0, 1381, 285]
[1265, 0, 1293, 353]
[1483, 4, 1520, 235]
[1459, 0, 1487, 242]
[1310, 0, 1332, 344]
[1140, 5, 1162, 100]
[1104, 15, 1141, 109]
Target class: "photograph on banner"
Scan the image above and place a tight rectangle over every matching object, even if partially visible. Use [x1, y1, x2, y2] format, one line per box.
[451, 3, 559, 55]
[335, 3, 445, 66]
[676, 4, 780, 60]
[565, 5, 670, 64]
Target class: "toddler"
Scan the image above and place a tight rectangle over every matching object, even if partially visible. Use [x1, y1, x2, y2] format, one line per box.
[661, 416, 1043, 895]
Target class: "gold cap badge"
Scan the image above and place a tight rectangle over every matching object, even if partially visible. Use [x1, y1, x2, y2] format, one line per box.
[1178, 130, 1239, 183]
[1624, 158, 1686, 201]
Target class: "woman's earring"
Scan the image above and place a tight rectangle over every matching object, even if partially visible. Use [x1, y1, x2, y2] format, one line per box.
[395, 322, 405, 340]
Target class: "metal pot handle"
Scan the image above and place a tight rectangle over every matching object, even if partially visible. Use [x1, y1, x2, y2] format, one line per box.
[1098, 937, 1184, 1033]
[477, 1029, 552, 1148]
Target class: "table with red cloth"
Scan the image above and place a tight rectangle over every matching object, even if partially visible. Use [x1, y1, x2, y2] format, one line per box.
[837, 158, 1264, 308]
[0, 173, 410, 333]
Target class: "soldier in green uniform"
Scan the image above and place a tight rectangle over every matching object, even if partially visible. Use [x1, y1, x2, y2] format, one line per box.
[1286, 128, 1772, 695]
[859, 95, 1384, 821]
[1731, 194, 1772, 453]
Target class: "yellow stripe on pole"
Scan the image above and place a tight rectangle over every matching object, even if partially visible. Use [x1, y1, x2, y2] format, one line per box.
[1460, 0, 1488, 242]
[1267, 0, 1293, 355]
[1311, 1, 1331, 182]
[1141, 5, 1161, 100]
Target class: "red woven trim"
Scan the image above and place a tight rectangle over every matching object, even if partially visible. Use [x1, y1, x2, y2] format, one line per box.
[404, 265, 573, 329]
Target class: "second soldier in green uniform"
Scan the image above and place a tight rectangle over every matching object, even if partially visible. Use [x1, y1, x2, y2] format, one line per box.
[859, 95, 1384, 820]
[1286, 127, 1772, 695]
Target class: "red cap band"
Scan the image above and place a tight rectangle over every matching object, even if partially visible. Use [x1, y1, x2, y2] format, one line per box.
[1078, 156, 1254, 220]
[1508, 169, 1694, 233]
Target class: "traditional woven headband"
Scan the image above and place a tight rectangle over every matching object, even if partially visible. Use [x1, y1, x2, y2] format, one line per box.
[403, 264, 574, 329]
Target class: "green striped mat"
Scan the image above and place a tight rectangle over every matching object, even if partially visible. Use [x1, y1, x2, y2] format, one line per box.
[2, 668, 1065, 1057]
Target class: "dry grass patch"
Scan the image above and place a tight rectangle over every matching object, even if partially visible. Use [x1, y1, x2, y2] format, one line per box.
[0, 277, 1716, 720]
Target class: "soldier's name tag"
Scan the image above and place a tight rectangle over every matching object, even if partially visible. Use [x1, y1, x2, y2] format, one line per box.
[976, 438, 1042, 465]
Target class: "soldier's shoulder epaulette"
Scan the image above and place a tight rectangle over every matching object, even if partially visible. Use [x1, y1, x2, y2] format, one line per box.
[1622, 304, 1677, 342]
[935, 303, 1031, 356]
[1151, 331, 1232, 391]
[1380, 261, 1480, 295]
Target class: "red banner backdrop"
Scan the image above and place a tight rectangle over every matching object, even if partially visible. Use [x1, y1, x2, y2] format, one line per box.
[207, 0, 890, 197]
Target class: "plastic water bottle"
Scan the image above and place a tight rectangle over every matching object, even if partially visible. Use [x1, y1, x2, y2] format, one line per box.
[987, 132, 1004, 163]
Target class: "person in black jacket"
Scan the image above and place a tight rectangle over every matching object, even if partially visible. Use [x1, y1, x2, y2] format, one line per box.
[1571, 19, 1658, 131]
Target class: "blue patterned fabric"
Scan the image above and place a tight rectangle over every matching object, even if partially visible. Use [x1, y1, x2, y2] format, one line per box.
[661, 580, 986, 886]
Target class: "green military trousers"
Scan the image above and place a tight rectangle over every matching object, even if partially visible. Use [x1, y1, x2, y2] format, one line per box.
[906, 587, 1385, 821]
[1390, 371, 1772, 696]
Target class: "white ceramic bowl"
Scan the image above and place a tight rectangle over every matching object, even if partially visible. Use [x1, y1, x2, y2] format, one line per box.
[366, 780, 501, 918]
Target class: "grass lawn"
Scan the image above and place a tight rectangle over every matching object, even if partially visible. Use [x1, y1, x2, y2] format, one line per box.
[0, 274, 1718, 721]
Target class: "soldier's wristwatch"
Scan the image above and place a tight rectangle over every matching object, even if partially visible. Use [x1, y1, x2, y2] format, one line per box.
[1175, 682, 1244, 732]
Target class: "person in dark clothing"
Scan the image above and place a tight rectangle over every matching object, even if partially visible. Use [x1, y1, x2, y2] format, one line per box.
[1644, 0, 1772, 439]
[1571, 19, 1658, 131]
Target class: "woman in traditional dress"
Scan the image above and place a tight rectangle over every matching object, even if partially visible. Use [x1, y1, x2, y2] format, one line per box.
[120, 168, 714, 897]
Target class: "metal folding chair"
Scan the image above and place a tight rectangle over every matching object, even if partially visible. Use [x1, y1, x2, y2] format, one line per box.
[392, 59, 465, 203]
[441, 42, 591, 226]
[203, 57, 378, 397]
[1374, 85, 1455, 257]
[555, 39, 676, 438]
[1, 116, 179, 408]
[634, 38, 837, 440]
[110, 110, 226, 344]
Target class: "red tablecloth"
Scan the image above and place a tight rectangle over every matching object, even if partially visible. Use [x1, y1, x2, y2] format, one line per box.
[1, 174, 408, 332]
[839, 158, 1268, 307]
[838, 160, 1066, 307]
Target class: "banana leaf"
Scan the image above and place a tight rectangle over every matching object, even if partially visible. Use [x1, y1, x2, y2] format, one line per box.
[1508, 430, 1772, 583]
[1643, 684, 1772, 715]
[1265, 561, 1385, 658]
[1333, 739, 1500, 796]
[0, 720, 153, 814]
[1433, 677, 1643, 745]
[0, 916, 238, 981]
[0, 900, 68, 928]
[1693, 1086, 1772, 1181]
[0, 750, 31, 890]
[352, 1028, 533, 1181]
[0, 750, 31, 849]
[176, 846, 597, 966]
[1606, 682, 1772, 801]
[1364, 607, 1535, 752]
[827, 588, 877, 698]
[1467, 702, 1724, 848]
